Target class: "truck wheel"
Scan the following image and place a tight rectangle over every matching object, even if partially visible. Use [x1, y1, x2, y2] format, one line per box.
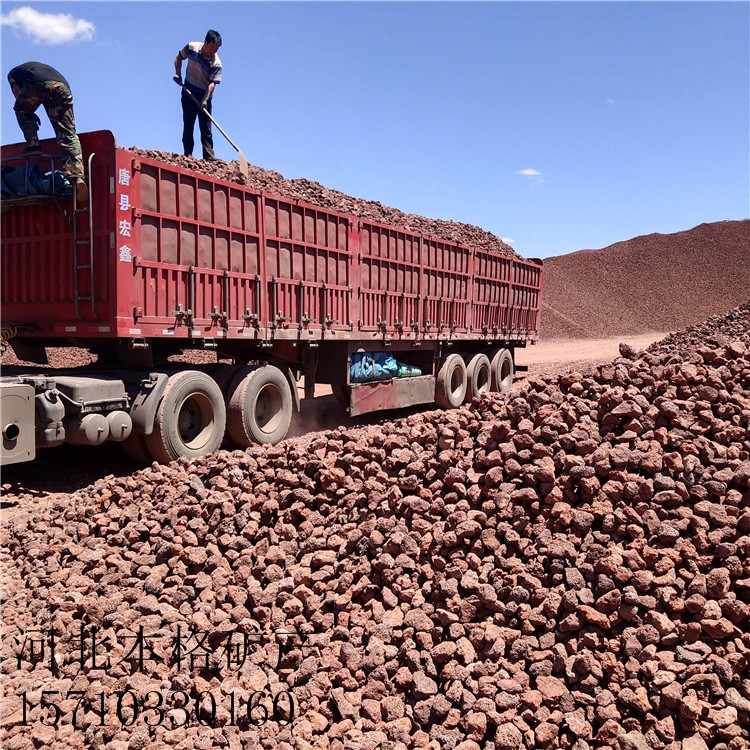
[210, 363, 247, 396]
[144, 370, 226, 463]
[435, 353, 467, 409]
[464, 353, 492, 403]
[491, 348, 515, 391]
[226, 365, 293, 446]
[331, 383, 350, 405]
[210, 363, 251, 449]
[121, 432, 153, 465]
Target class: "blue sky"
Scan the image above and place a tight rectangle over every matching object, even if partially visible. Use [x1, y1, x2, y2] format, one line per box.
[2, 1, 748, 259]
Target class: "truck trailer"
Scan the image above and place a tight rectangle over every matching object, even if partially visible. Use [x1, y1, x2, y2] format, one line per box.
[1, 130, 543, 466]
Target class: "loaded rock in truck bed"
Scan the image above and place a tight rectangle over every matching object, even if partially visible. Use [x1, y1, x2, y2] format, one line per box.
[128, 148, 518, 258]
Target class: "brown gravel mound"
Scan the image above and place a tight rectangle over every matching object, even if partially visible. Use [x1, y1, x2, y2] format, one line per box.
[2, 305, 749, 750]
[128, 148, 517, 258]
[540, 221, 750, 340]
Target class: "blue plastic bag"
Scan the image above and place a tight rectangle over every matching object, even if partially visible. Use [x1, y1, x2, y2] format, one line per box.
[350, 352, 421, 383]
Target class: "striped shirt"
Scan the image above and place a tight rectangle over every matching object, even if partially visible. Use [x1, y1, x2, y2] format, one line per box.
[179, 42, 222, 95]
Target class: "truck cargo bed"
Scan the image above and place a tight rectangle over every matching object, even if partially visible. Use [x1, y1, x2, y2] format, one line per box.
[2, 130, 543, 354]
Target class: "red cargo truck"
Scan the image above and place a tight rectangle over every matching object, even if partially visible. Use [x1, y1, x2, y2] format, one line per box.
[1, 130, 543, 465]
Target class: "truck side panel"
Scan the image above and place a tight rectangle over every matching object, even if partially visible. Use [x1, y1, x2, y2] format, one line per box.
[2, 130, 118, 330]
[263, 198, 354, 337]
[2, 130, 543, 348]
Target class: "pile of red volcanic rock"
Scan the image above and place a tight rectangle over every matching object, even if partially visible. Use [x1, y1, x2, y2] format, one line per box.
[127, 148, 517, 258]
[2, 305, 749, 750]
[646, 303, 750, 360]
[540, 221, 750, 340]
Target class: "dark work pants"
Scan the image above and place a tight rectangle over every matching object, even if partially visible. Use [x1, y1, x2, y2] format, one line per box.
[181, 89, 215, 160]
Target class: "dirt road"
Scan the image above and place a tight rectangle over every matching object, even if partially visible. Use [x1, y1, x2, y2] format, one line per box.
[514, 332, 668, 368]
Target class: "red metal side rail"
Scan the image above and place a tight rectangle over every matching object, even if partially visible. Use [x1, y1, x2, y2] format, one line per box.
[129, 151, 267, 342]
[1, 130, 118, 337]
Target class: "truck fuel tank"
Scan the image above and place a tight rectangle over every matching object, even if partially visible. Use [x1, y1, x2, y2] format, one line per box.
[1, 382, 35, 465]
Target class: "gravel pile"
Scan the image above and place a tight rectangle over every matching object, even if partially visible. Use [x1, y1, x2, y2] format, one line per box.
[539, 221, 750, 340]
[646, 304, 750, 361]
[127, 148, 517, 258]
[2, 306, 749, 750]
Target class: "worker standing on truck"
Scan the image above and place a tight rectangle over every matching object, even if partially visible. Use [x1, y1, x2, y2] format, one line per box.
[6, 61, 87, 203]
[173, 29, 222, 161]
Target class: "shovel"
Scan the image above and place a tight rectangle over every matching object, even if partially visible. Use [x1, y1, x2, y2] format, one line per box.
[182, 86, 248, 179]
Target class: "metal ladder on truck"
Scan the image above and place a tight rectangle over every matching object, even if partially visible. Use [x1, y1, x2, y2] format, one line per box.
[72, 152, 98, 321]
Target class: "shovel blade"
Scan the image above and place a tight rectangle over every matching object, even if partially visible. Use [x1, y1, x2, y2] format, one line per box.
[238, 150, 249, 180]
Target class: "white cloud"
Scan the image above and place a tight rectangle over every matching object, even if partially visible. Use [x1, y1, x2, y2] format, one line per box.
[515, 168, 545, 184]
[0, 6, 95, 44]
[501, 237, 515, 245]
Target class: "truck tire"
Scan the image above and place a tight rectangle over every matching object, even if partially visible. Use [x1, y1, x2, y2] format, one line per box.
[491, 348, 514, 392]
[210, 363, 252, 449]
[144, 370, 226, 463]
[464, 353, 492, 403]
[435, 353, 467, 409]
[226, 365, 293, 446]
[331, 383, 350, 405]
[121, 432, 153, 465]
[210, 363, 247, 396]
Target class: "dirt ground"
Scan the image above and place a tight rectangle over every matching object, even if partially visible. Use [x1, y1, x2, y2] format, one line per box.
[0, 332, 668, 522]
[513, 331, 667, 369]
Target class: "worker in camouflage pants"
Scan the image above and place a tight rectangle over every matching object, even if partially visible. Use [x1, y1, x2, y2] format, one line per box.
[7, 61, 87, 202]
